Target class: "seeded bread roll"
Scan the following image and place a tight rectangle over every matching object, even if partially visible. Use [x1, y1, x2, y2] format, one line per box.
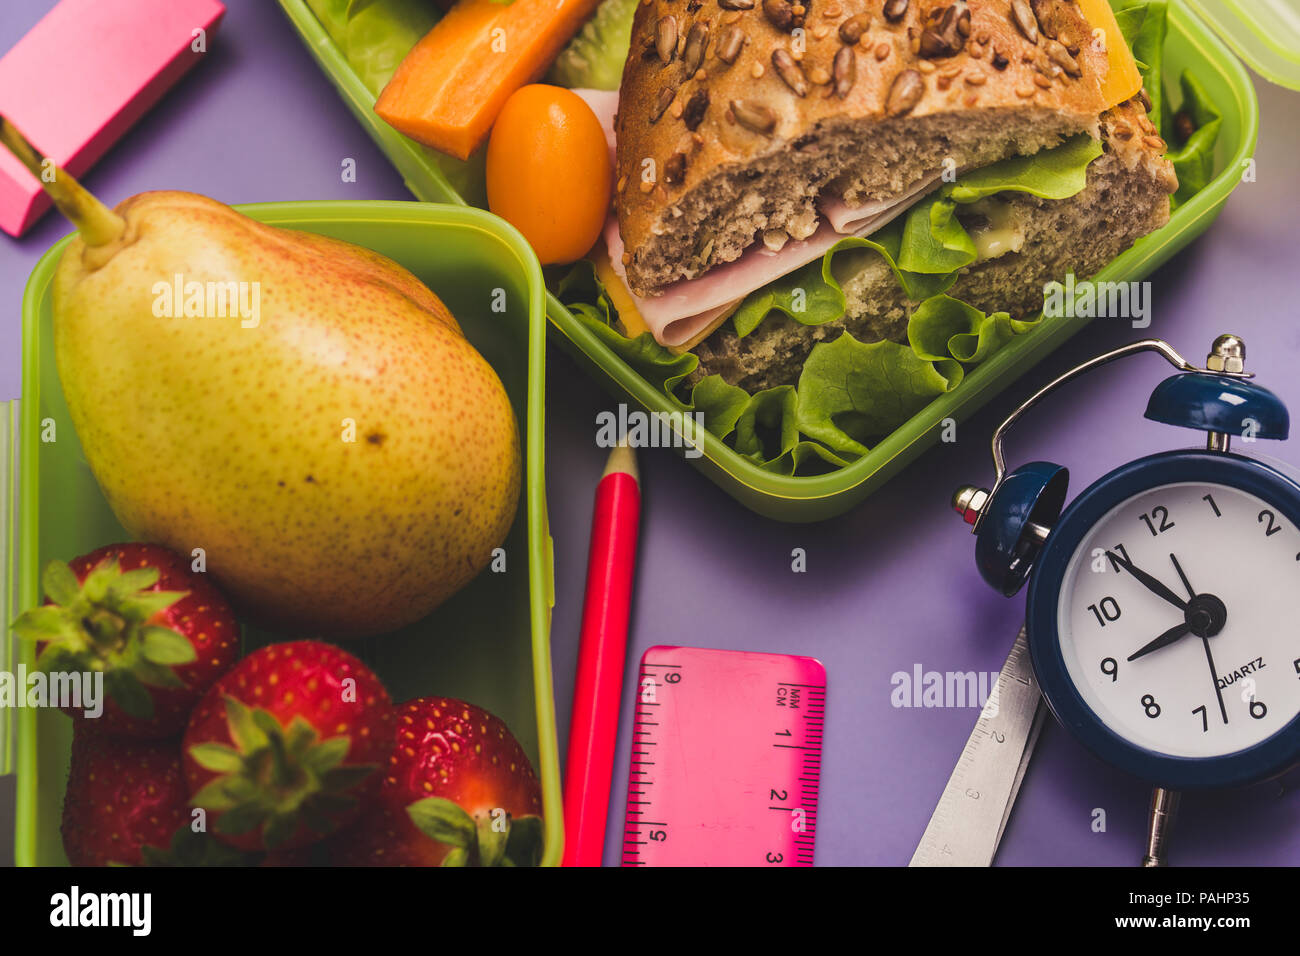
[686, 96, 1177, 392]
[616, 0, 1118, 296]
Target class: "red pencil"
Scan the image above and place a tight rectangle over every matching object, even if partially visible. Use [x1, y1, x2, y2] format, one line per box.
[562, 443, 641, 866]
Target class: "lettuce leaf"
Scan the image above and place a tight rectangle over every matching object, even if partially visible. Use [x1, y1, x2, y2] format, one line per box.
[557, 269, 832, 472]
[1109, 0, 1167, 133]
[548, 0, 638, 91]
[795, 335, 961, 458]
[734, 386, 800, 460]
[689, 374, 750, 438]
[832, 232, 960, 302]
[728, 223, 964, 338]
[555, 261, 697, 396]
[305, 0, 439, 96]
[1165, 71, 1222, 210]
[908, 295, 1040, 364]
[557, 259, 1031, 471]
[730, 253, 849, 337]
[898, 197, 979, 274]
[946, 134, 1105, 204]
[733, 133, 1102, 334]
[731, 386, 854, 475]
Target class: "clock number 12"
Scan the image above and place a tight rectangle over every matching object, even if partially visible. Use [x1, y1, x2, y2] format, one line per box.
[1139, 506, 1175, 536]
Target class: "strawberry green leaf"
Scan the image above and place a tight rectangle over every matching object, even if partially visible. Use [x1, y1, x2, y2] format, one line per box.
[189, 743, 245, 774]
[504, 816, 544, 867]
[79, 560, 119, 604]
[106, 567, 160, 600]
[224, 697, 269, 752]
[42, 561, 82, 606]
[133, 659, 186, 690]
[251, 711, 291, 763]
[35, 647, 82, 678]
[284, 717, 318, 755]
[140, 826, 260, 867]
[192, 701, 374, 849]
[440, 847, 470, 867]
[104, 669, 154, 719]
[261, 812, 298, 849]
[190, 779, 241, 812]
[407, 797, 476, 849]
[140, 626, 197, 665]
[117, 589, 187, 624]
[19, 555, 200, 711]
[477, 814, 509, 867]
[215, 803, 269, 837]
[304, 735, 350, 773]
[11, 605, 78, 643]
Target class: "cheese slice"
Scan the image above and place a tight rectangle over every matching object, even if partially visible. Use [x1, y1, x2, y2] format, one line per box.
[592, 242, 742, 353]
[591, 242, 650, 338]
[1078, 0, 1145, 108]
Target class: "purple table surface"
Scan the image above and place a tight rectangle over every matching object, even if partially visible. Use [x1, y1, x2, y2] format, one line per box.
[3, 0, 1300, 867]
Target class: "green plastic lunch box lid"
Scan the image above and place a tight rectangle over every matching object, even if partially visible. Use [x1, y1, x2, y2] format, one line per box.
[1178, 0, 1300, 90]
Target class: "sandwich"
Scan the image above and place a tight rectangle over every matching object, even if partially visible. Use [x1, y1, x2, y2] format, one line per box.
[558, 0, 1195, 463]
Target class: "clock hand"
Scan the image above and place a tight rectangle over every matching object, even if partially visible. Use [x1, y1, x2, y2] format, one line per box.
[1200, 635, 1229, 725]
[1170, 554, 1229, 724]
[1169, 553, 1196, 602]
[1105, 551, 1188, 611]
[1127, 623, 1192, 662]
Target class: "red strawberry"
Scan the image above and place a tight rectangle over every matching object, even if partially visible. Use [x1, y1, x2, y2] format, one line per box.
[183, 640, 393, 852]
[331, 697, 543, 866]
[62, 732, 191, 866]
[11, 543, 239, 737]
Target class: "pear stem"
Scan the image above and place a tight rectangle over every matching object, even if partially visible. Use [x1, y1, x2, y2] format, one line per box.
[0, 118, 126, 247]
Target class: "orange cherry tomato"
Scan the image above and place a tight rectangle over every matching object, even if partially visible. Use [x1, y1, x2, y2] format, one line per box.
[486, 85, 613, 266]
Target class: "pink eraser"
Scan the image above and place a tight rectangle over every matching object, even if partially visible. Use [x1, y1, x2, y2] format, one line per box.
[0, 0, 225, 237]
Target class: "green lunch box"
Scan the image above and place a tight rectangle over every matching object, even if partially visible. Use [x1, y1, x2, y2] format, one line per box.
[278, 0, 1283, 521]
[1, 202, 562, 866]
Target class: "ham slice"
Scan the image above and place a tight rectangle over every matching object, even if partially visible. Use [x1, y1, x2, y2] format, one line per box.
[821, 171, 946, 234]
[573, 88, 942, 349]
[577, 88, 619, 163]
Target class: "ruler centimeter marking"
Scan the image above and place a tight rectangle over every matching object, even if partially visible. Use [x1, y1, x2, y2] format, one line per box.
[909, 625, 1046, 867]
[621, 646, 827, 866]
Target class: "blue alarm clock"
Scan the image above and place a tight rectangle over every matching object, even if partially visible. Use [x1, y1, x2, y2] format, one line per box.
[955, 335, 1300, 802]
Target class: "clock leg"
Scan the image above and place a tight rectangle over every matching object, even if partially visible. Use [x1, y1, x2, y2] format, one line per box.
[1140, 786, 1181, 867]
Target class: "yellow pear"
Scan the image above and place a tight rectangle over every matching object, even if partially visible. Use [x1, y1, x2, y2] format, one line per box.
[5, 122, 520, 637]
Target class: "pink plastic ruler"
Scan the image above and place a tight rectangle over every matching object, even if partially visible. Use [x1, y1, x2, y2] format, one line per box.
[621, 645, 826, 866]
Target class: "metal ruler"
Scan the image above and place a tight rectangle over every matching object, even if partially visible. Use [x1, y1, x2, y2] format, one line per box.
[621, 645, 826, 866]
[910, 625, 1046, 866]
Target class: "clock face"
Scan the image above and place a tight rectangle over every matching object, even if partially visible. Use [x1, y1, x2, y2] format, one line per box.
[1057, 481, 1300, 759]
